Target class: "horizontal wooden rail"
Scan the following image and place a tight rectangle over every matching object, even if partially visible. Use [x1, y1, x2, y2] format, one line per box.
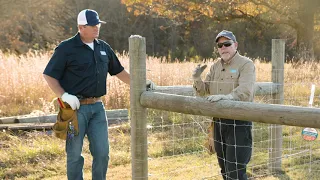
[0, 109, 128, 125]
[153, 82, 278, 96]
[140, 92, 320, 128]
[0, 81, 280, 131]
[0, 123, 54, 131]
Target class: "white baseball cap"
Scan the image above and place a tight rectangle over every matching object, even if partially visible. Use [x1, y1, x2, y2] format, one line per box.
[77, 9, 106, 26]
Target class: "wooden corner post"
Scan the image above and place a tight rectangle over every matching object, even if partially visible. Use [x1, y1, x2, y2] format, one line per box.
[269, 39, 285, 173]
[129, 35, 148, 179]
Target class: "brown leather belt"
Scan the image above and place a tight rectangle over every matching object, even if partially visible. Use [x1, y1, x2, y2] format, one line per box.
[80, 97, 102, 105]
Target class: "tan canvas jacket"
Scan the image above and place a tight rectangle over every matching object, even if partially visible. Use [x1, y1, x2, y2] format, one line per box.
[193, 52, 256, 102]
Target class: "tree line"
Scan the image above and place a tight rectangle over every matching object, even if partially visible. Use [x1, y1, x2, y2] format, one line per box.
[0, 0, 319, 62]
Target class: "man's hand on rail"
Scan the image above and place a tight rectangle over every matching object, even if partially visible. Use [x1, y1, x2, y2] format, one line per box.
[146, 79, 156, 90]
[206, 94, 233, 102]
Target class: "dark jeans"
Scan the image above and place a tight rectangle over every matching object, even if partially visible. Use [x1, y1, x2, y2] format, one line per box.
[214, 119, 252, 180]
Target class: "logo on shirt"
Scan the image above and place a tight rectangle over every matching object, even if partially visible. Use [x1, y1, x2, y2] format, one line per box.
[230, 69, 237, 73]
[100, 51, 106, 55]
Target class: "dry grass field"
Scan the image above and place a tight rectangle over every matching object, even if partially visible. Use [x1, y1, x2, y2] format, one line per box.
[1, 50, 320, 117]
[1, 51, 320, 179]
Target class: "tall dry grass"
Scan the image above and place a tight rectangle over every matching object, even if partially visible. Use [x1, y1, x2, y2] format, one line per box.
[1, 50, 320, 117]
[1, 51, 320, 179]
[0, 51, 54, 117]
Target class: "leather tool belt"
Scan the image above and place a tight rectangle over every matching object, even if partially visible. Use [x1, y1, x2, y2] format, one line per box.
[52, 107, 79, 140]
[79, 97, 102, 105]
[52, 98, 79, 140]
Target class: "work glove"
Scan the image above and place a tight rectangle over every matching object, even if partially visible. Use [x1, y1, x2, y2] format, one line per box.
[61, 92, 80, 110]
[206, 94, 233, 102]
[204, 121, 215, 155]
[146, 79, 156, 90]
[192, 64, 207, 81]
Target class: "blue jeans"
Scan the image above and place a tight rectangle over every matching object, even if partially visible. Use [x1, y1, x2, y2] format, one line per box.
[66, 102, 109, 180]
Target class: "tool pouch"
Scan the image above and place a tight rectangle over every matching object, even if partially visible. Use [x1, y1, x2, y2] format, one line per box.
[52, 107, 79, 140]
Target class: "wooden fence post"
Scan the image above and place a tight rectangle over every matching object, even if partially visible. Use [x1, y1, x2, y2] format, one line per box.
[129, 35, 148, 180]
[269, 39, 285, 173]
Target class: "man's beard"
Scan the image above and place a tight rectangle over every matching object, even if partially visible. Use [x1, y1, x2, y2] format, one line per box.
[221, 53, 231, 62]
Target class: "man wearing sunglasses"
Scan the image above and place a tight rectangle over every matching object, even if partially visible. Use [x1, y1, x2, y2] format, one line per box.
[192, 30, 255, 180]
[43, 9, 155, 180]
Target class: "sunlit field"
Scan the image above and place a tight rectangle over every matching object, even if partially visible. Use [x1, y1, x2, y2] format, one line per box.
[1, 51, 320, 179]
[1, 50, 320, 117]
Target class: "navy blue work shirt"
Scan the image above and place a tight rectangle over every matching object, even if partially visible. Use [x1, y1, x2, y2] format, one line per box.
[43, 33, 124, 98]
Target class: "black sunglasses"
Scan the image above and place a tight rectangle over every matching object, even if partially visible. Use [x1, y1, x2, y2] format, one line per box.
[217, 41, 233, 48]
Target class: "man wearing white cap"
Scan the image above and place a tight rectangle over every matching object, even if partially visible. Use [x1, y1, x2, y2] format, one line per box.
[43, 9, 155, 180]
[192, 30, 255, 180]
